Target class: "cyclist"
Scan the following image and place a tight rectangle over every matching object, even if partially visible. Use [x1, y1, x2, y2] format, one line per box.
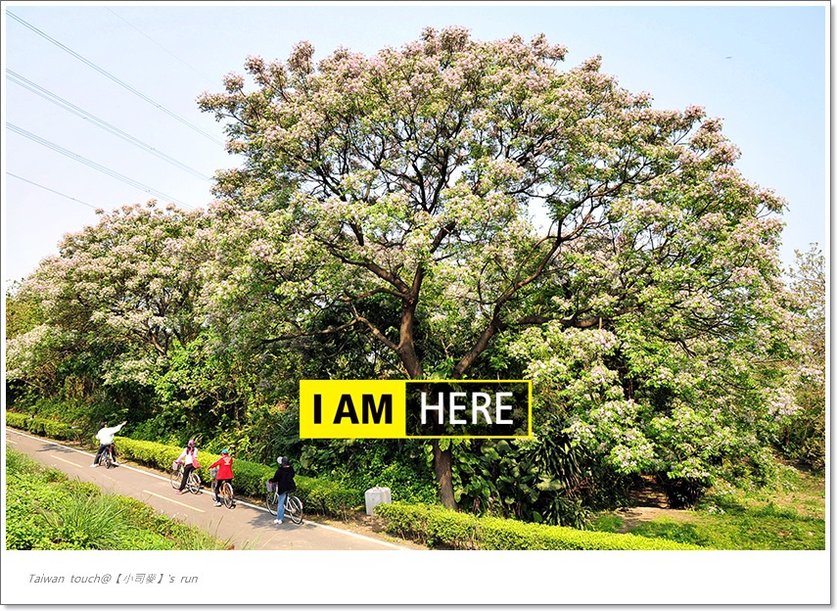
[268, 456, 296, 525]
[209, 448, 234, 507]
[174, 439, 199, 495]
[90, 420, 127, 467]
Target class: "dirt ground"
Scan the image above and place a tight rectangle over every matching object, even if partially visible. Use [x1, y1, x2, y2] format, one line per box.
[612, 506, 693, 532]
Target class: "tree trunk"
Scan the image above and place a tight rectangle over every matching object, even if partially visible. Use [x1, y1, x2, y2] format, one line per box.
[397, 271, 458, 509]
[432, 439, 457, 509]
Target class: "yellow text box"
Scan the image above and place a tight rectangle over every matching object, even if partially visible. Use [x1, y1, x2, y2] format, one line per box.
[299, 380, 406, 439]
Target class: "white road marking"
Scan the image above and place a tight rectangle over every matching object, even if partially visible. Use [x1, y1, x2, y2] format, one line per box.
[6, 428, 406, 550]
[50, 455, 84, 468]
[142, 489, 206, 512]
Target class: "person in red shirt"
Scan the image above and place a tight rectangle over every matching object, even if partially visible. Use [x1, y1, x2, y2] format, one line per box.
[209, 448, 234, 507]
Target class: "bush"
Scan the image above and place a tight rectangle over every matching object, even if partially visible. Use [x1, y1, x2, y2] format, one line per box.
[11, 397, 118, 440]
[6, 411, 29, 429]
[5, 411, 80, 441]
[300, 439, 437, 504]
[375, 502, 703, 550]
[296, 475, 363, 518]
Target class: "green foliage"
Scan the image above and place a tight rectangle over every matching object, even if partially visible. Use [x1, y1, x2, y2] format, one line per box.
[589, 465, 825, 550]
[5, 449, 225, 550]
[589, 514, 624, 533]
[41, 491, 130, 550]
[5, 26, 824, 524]
[11, 396, 127, 440]
[114, 436, 185, 471]
[6, 410, 80, 441]
[296, 475, 363, 518]
[6, 411, 29, 429]
[448, 419, 633, 527]
[300, 439, 437, 504]
[772, 246, 825, 471]
[375, 502, 701, 550]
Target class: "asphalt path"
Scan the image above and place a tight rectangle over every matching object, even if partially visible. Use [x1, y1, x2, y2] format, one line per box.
[6, 428, 408, 551]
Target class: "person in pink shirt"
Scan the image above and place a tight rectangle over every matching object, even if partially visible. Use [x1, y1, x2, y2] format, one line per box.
[174, 439, 199, 494]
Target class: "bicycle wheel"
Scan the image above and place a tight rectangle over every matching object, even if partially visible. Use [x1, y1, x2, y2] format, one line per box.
[285, 495, 303, 524]
[266, 490, 278, 515]
[221, 482, 235, 509]
[188, 471, 201, 494]
[170, 467, 181, 489]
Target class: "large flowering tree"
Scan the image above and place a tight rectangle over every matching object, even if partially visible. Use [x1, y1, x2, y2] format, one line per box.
[198, 27, 787, 508]
[7, 203, 207, 401]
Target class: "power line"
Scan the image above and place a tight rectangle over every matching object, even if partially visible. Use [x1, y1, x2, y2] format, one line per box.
[6, 11, 224, 146]
[7, 122, 194, 209]
[7, 172, 99, 210]
[8, 69, 213, 181]
[106, 8, 215, 82]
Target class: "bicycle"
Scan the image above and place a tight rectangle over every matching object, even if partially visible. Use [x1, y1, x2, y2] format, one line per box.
[96, 444, 116, 469]
[211, 468, 236, 509]
[170, 461, 201, 494]
[265, 483, 303, 524]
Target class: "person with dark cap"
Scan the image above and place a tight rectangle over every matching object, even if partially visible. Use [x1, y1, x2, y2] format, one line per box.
[268, 456, 296, 525]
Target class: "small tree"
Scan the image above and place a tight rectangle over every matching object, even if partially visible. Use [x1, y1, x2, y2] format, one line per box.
[778, 245, 825, 470]
[199, 27, 786, 508]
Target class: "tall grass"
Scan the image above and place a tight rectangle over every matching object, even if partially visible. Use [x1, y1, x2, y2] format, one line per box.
[6, 449, 228, 550]
[41, 493, 129, 550]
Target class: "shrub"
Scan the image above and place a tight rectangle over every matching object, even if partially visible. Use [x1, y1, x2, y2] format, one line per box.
[5, 411, 80, 441]
[375, 502, 703, 550]
[296, 475, 363, 518]
[6, 411, 29, 429]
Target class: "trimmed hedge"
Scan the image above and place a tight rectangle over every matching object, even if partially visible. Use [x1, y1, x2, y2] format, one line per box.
[375, 502, 703, 550]
[6, 411, 80, 441]
[6, 412, 29, 429]
[114, 436, 361, 518]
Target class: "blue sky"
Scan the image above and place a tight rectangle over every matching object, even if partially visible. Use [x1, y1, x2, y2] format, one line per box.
[2, 2, 827, 289]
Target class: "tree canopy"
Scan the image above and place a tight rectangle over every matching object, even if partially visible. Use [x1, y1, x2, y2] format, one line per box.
[197, 27, 788, 506]
[6, 27, 820, 518]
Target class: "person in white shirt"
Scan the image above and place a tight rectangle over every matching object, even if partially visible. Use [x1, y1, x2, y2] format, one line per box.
[91, 420, 127, 467]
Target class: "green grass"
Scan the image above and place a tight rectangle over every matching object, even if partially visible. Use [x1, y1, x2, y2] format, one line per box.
[5, 449, 229, 550]
[589, 514, 624, 533]
[589, 465, 825, 550]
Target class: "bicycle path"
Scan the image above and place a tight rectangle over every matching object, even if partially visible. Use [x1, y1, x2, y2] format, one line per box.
[6, 428, 409, 551]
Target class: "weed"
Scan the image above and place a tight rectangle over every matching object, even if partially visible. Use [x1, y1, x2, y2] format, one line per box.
[41, 492, 129, 550]
[6, 449, 227, 550]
